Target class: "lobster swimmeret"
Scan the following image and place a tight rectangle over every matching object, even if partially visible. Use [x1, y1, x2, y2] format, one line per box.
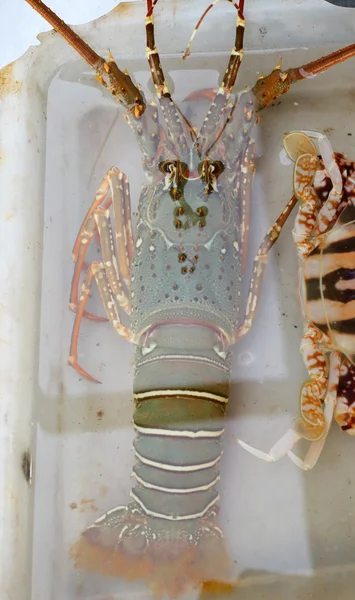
[25, 0, 355, 596]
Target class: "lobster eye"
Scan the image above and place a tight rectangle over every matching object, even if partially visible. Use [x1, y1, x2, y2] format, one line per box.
[211, 161, 224, 178]
[180, 162, 189, 178]
[197, 160, 225, 177]
[159, 160, 176, 174]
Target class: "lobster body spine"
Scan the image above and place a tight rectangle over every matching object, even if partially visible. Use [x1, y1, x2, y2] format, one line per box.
[132, 324, 230, 525]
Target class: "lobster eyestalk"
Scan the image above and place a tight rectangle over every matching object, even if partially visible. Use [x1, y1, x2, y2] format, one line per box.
[25, 0, 146, 116]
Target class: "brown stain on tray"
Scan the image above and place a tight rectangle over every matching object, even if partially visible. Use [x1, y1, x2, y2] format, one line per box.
[112, 2, 137, 17]
[0, 62, 22, 101]
[201, 580, 234, 595]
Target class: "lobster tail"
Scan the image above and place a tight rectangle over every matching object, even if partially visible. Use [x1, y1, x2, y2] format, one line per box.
[70, 325, 231, 597]
[70, 505, 229, 597]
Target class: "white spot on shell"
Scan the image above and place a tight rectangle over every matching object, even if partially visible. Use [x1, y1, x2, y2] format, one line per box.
[136, 237, 143, 248]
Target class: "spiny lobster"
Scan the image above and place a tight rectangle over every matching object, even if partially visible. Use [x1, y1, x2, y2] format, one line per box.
[25, 0, 355, 597]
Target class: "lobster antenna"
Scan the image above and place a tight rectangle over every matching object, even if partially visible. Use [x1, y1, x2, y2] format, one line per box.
[146, 0, 197, 147]
[190, 0, 246, 153]
[25, 0, 146, 115]
[26, 0, 103, 67]
[182, 0, 243, 60]
[205, 99, 237, 155]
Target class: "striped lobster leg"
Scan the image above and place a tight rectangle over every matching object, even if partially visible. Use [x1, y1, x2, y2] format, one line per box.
[236, 193, 299, 340]
[68, 168, 133, 382]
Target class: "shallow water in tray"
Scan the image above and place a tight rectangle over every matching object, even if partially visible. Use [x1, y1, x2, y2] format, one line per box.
[32, 46, 355, 599]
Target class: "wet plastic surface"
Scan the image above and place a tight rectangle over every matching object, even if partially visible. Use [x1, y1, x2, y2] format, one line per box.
[1, 1, 355, 599]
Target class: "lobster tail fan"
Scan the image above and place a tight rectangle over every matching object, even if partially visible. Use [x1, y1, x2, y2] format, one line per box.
[69, 508, 230, 598]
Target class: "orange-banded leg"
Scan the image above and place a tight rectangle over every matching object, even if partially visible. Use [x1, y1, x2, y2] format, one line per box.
[70, 168, 133, 316]
[313, 133, 343, 233]
[235, 327, 342, 471]
[236, 193, 298, 340]
[291, 149, 321, 257]
[69, 262, 132, 383]
[296, 131, 343, 236]
[283, 131, 344, 258]
[69, 168, 134, 381]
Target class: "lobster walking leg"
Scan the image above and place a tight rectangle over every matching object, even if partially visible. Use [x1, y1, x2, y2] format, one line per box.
[232, 139, 256, 273]
[69, 260, 132, 382]
[70, 168, 132, 317]
[236, 194, 298, 340]
[70, 213, 108, 322]
[69, 168, 135, 381]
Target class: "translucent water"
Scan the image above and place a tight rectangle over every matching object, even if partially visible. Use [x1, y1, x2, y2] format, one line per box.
[33, 44, 355, 600]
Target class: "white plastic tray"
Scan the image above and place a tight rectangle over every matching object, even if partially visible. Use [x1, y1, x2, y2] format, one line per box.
[1, 1, 355, 599]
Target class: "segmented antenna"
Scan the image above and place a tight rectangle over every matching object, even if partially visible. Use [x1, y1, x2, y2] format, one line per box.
[25, 0, 146, 115]
[25, 0, 103, 68]
[183, 0, 244, 61]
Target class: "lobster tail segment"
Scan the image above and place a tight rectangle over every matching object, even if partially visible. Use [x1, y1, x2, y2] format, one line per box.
[70, 325, 231, 596]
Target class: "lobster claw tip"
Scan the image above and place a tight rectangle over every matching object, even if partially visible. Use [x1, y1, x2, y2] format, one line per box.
[68, 359, 102, 384]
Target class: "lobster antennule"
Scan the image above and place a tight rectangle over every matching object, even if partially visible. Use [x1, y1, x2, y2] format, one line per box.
[189, 0, 247, 154]
[183, 0, 246, 100]
[145, 0, 196, 151]
[182, 0, 244, 62]
[25, 0, 146, 115]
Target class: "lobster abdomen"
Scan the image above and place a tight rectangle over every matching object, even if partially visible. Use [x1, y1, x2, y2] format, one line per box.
[132, 322, 229, 521]
[70, 325, 231, 596]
